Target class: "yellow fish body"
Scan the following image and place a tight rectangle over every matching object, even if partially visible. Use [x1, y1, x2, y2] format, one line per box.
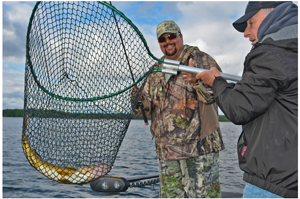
[22, 116, 111, 184]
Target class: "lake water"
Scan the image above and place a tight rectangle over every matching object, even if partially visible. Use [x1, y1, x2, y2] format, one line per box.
[3, 117, 245, 198]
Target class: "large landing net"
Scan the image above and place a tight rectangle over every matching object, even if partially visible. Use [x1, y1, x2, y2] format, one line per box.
[23, 1, 159, 185]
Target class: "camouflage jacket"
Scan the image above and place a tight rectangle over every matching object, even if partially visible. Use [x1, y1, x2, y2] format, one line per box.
[136, 45, 225, 160]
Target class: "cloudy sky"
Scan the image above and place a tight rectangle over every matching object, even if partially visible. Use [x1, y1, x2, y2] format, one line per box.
[2, 1, 297, 111]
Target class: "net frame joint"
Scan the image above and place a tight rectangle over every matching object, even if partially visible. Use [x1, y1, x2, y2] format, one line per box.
[162, 59, 180, 75]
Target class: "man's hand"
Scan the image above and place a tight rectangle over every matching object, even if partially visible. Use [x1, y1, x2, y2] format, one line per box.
[131, 86, 161, 109]
[182, 58, 198, 84]
[131, 86, 143, 101]
[152, 99, 161, 109]
[196, 67, 221, 87]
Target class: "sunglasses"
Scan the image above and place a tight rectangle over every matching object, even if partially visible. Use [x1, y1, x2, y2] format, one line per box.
[158, 33, 180, 43]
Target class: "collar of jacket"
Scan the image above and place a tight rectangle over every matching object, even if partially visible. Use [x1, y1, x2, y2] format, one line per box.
[251, 24, 298, 52]
[260, 24, 298, 43]
[257, 2, 298, 42]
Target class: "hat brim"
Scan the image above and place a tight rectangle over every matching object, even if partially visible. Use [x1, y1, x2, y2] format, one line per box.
[233, 10, 259, 32]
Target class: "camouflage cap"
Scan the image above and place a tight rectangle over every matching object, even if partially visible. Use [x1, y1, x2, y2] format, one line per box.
[156, 20, 181, 39]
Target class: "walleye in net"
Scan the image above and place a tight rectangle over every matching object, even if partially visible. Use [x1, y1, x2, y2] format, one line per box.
[22, 116, 112, 185]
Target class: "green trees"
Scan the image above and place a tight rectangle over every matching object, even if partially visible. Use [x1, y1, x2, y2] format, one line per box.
[3, 109, 231, 122]
[3, 109, 23, 117]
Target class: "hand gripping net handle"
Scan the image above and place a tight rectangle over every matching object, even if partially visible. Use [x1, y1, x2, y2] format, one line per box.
[162, 59, 242, 82]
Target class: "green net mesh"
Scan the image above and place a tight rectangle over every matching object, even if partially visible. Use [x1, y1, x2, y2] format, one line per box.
[22, 1, 159, 185]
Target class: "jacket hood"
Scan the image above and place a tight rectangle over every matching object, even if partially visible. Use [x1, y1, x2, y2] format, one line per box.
[257, 2, 298, 42]
[261, 24, 298, 53]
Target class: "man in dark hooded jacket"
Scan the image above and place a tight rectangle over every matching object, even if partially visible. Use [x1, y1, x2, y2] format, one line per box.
[189, 1, 298, 198]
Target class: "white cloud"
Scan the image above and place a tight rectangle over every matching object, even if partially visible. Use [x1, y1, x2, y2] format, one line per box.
[3, 72, 24, 109]
[4, 2, 32, 23]
[3, 71, 24, 93]
[3, 97, 24, 109]
[3, 2, 33, 65]
[3, 29, 15, 38]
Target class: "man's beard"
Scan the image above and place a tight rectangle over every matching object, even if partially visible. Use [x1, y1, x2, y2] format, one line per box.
[164, 44, 177, 56]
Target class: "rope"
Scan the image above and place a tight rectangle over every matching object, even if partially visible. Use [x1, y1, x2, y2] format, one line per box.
[130, 178, 160, 188]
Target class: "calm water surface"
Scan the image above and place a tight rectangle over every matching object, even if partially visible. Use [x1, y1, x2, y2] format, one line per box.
[3, 117, 244, 198]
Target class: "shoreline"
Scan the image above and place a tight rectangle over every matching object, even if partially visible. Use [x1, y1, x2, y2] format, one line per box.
[3, 109, 231, 122]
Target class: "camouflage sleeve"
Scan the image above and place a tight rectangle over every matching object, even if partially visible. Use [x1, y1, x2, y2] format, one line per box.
[142, 74, 152, 103]
[190, 48, 222, 104]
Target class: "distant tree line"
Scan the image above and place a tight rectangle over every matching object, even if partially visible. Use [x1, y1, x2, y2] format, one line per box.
[3, 109, 231, 122]
[3, 109, 131, 119]
[3, 109, 23, 117]
[218, 115, 231, 122]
